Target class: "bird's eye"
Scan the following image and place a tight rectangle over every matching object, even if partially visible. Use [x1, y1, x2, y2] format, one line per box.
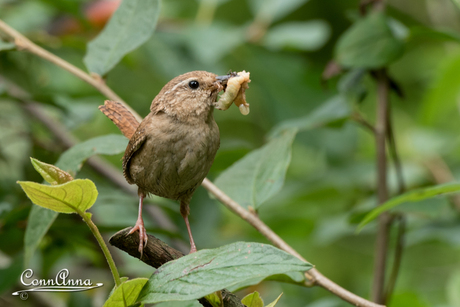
[188, 80, 199, 89]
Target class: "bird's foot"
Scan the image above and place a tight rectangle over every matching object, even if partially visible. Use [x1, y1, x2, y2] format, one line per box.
[128, 219, 148, 256]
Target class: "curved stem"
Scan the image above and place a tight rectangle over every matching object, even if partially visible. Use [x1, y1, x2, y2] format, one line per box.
[80, 211, 121, 287]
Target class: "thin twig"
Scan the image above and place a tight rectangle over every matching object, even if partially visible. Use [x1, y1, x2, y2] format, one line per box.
[384, 98, 406, 302]
[351, 111, 376, 135]
[386, 106, 405, 194]
[0, 21, 385, 307]
[372, 69, 391, 304]
[384, 215, 405, 303]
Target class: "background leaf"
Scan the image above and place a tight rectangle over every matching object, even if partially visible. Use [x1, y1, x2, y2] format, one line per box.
[56, 134, 127, 175]
[138, 242, 312, 304]
[358, 183, 460, 231]
[18, 179, 98, 214]
[335, 12, 404, 68]
[263, 21, 330, 51]
[266, 293, 283, 307]
[269, 95, 351, 137]
[214, 129, 297, 210]
[103, 278, 148, 307]
[84, 0, 161, 76]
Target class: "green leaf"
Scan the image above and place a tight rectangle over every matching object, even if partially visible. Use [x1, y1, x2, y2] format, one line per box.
[357, 183, 460, 231]
[18, 179, 98, 214]
[269, 95, 351, 138]
[103, 278, 148, 307]
[138, 242, 312, 304]
[24, 206, 58, 266]
[30, 158, 73, 185]
[204, 291, 223, 307]
[266, 293, 283, 307]
[214, 129, 297, 210]
[24, 135, 127, 265]
[263, 21, 330, 51]
[241, 291, 263, 307]
[335, 12, 404, 69]
[0, 39, 15, 51]
[84, 0, 161, 76]
[56, 134, 128, 175]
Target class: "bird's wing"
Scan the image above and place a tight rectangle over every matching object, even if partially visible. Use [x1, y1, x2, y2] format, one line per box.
[122, 123, 147, 184]
[99, 100, 140, 139]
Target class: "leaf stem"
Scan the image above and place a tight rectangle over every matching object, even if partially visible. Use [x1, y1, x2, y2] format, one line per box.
[80, 211, 121, 287]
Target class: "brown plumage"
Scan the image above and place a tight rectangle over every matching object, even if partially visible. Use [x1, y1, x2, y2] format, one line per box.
[100, 71, 228, 254]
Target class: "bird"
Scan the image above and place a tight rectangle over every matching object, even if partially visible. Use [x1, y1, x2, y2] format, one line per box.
[99, 71, 230, 255]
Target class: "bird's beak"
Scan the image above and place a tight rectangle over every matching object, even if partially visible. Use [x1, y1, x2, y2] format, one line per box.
[216, 72, 237, 85]
[216, 75, 231, 84]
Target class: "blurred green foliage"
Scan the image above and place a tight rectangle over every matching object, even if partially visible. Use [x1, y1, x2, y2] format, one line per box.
[1, 0, 460, 306]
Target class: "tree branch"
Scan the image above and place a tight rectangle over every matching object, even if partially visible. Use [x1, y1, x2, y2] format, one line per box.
[0, 20, 385, 307]
[109, 227, 245, 307]
[384, 215, 405, 303]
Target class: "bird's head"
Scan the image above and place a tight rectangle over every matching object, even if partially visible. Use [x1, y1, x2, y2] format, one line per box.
[151, 71, 229, 122]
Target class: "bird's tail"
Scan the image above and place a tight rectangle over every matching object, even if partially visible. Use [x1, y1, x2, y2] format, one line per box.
[99, 100, 140, 139]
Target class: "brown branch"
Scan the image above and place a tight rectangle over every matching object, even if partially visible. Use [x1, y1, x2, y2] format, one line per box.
[1, 21, 386, 307]
[351, 111, 376, 135]
[372, 69, 391, 304]
[384, 215, 405, 303]
[109, 228, 245, 307]
[202, 179, 385, 307]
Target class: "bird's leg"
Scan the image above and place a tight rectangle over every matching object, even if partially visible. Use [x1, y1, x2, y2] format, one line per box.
[180, 201, 196, 254]
[128, 192, 148, 256]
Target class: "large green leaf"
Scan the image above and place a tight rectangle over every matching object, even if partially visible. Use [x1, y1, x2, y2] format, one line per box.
[335, 12, 404, 69]
[269, 95, 351, 138]
[214, 128, 297, 210]
[103, 278, 148, 307]
[358, 183, 460, 231]
[18, 179, 98, 214]
[25, 135, 127, 265]
[84, 0, 161, 76]
[137, 242, 311, 304]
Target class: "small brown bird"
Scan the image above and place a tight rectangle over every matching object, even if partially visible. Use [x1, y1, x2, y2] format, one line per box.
[100, 71, 230, 254]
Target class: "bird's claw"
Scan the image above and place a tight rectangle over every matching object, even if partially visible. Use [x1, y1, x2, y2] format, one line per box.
[128, 219, 148, 257]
